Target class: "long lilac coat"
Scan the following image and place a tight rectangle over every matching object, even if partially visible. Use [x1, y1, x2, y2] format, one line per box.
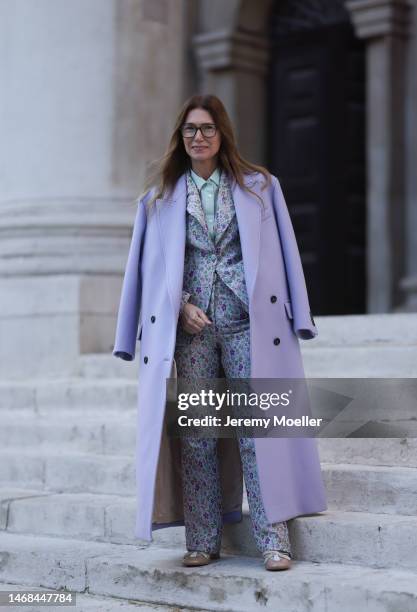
[113, 170, 328, 542]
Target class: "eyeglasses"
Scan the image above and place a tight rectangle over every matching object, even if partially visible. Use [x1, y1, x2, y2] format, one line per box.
[181, 123, 217, 138]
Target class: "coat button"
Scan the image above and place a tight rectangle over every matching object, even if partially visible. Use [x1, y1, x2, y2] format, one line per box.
[151, 315, 156, 323]
[144, 356, 148, 363]
[270, 295, 277, 303]
[273, 337, 280, 345]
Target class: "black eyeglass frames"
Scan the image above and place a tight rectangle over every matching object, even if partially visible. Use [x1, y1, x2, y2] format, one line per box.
[181, 123, 217, 138]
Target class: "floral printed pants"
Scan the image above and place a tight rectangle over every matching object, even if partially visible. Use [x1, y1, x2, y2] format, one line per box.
[174, 275, 292, 557]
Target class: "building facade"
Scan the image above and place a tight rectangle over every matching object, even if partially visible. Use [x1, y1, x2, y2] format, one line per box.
[0, 0, 416, 377]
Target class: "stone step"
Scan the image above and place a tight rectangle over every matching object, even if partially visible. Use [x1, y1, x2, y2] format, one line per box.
[0, 369, 415, 431]
[82, 351, 238, 380]
[0, 379, 137, 413]
[318, 437, 417, 468]
[1, 488, 417, 570]
[0, 489, 139, 543]
[79, 344, 417, 379]
[77, 354, 139, 380]
[75, 313, 417, 380]
[0, 532, 416, 612]
[1, 414, 417, 469]
[302, 345, 417, 377]
[0, 451, 135, 496]
[304, 312, 417, 347]
[0, 452, 416, 515]
[0, 412, 136, 455]
[323, 462, 417, 515]
[0, 582, 191, 611]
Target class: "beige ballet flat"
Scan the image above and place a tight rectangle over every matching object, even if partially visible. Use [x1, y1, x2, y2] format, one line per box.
[182, 550, 221, 567]
[263, 550, 292, 571]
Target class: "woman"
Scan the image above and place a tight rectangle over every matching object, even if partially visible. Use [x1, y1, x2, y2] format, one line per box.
[112, 94, 327, 572]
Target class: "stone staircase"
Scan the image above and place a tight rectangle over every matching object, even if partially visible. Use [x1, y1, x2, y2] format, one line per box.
[1, 313, 417, 611]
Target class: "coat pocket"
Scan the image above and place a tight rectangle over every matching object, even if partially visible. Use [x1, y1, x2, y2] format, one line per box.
[284, 301, 293, 320]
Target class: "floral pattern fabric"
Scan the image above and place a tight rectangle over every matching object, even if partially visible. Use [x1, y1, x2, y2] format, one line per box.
[180, 168, 249, 314]
[175, 180, 292, 558]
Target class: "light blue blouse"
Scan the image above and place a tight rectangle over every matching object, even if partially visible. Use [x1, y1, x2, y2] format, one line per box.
[190, 167, 220, 241]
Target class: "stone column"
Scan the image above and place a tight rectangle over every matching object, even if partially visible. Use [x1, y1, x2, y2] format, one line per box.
[399, 0, 417, 311]
[192, 8, 271, 165]
[345, 0, 413, 312]
[0, 0, 185, 378]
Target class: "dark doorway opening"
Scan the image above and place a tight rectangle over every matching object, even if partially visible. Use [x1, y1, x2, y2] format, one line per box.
[267, 1, 366, 315]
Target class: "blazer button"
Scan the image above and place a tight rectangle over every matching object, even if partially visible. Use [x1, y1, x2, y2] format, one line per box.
[144, 356, 149, 363]
[270, 295, 277, 303]
[151, 315, 156, 323]
[273, 337, 280, 345]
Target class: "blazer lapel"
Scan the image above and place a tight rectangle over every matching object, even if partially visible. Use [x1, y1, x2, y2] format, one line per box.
[185, 171, 210, 236]
[157, 171, 261, 319]
[213, 169, 237, 246]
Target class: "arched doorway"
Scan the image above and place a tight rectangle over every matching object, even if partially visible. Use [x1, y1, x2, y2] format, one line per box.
[267, 0, 366, 315]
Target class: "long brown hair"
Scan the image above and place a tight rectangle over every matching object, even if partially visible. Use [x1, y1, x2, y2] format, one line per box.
[139, 94, 272, 211]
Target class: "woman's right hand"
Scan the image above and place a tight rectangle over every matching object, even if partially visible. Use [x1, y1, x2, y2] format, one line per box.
[180, 302, 212, 335]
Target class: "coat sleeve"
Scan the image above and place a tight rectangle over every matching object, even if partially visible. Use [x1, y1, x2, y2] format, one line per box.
[112, 196, 148, 361]
[271, 175, 318, 340]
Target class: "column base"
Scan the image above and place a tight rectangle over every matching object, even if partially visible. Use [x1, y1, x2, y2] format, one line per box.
[0, 274, 122, 379]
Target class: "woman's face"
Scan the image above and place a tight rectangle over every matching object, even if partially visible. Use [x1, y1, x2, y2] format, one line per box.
[182, 108, 221, 164]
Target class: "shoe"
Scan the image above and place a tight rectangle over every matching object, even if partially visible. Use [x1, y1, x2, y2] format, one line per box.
[182, 550, 220, 567]
[263, 550, 292, 571]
